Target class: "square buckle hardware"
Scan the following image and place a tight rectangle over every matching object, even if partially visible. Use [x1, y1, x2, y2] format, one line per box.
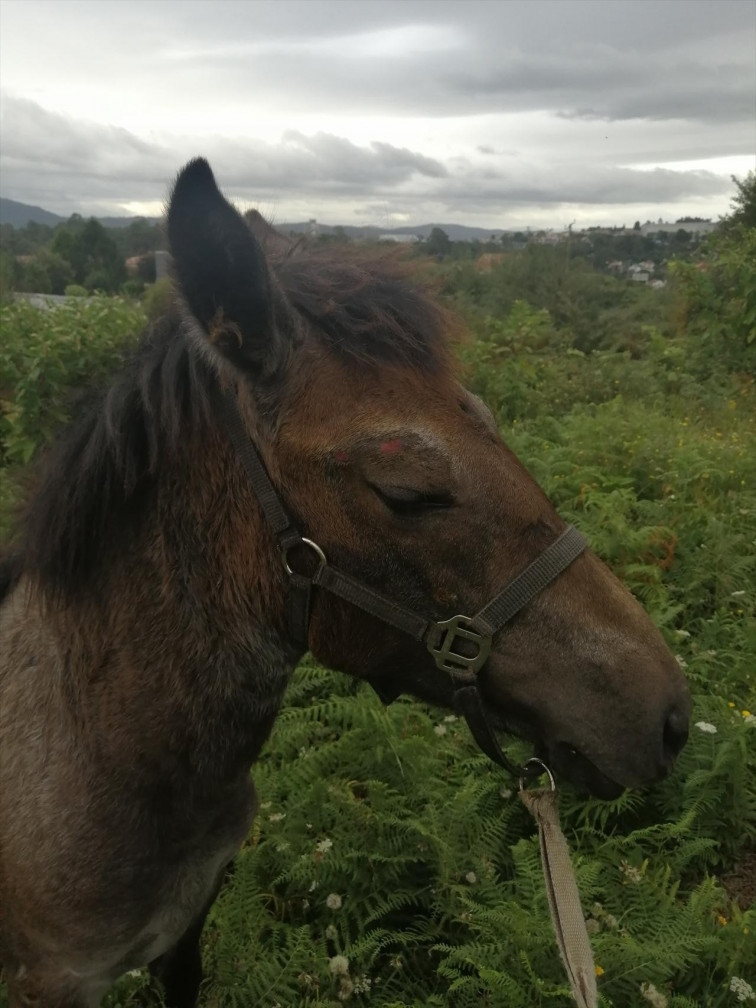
[426, 615, 492, 677]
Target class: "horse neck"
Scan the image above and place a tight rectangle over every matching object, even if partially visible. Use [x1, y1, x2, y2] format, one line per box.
[54, 421, 297, 779]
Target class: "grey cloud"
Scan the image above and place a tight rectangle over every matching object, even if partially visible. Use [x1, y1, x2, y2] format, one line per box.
[140, 2, 754, 128]
[0, 96, 446, 213]
[423, 166, 732, 211]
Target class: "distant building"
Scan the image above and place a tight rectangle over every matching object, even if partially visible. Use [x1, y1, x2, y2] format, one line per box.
[377, 233, 419, 244]
[475, 252, 506, 272]
[639, 220, 717, 236]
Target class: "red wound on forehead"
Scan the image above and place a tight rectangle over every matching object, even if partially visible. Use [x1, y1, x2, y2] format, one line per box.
[379, 439, 402, 455]
[334, 450, 351, 463]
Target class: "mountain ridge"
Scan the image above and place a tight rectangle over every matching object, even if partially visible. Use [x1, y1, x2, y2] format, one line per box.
[0, 197, 510, 240]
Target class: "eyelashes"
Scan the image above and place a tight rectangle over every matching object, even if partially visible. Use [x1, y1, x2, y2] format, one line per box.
[369, 483, 454, 518]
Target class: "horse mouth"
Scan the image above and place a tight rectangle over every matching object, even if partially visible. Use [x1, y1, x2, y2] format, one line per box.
[486, 709, 626, 800]
[536, 741, 626, 800]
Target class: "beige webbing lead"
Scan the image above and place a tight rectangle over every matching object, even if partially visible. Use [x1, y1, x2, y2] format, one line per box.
[519, 767, 598, 1008]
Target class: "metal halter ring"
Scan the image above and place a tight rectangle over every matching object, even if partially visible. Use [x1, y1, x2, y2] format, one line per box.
[519, 757, 556, 792]
[283, 537, 327, 576]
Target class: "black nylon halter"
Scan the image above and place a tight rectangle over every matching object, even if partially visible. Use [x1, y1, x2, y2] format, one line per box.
[222, 391, 587, 779]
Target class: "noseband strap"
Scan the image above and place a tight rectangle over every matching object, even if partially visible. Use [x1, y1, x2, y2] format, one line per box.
[222, 391, 587, 778]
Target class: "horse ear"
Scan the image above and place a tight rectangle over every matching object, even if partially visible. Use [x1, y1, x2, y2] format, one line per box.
[244, 209, 297, 257]
[167, 158, 292, 376]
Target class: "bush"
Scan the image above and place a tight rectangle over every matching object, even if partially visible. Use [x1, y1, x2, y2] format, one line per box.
[143, 276, 175, 320]
[669, 225, 756, 376]
[0, 296, 146, 467]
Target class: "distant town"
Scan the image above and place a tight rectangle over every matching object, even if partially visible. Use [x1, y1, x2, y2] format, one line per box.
[0, 194, 719, 299]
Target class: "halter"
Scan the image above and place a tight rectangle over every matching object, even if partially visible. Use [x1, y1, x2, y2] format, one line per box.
[222, 390, 587, 780]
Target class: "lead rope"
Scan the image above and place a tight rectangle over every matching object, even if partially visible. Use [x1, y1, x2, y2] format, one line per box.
[519, 759, 598, 1008]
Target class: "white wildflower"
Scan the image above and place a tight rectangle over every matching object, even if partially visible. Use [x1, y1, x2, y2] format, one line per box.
[705, 649, 718, 656]
[604, 914, 619, 929]
[325, 924, 338, 940]
[260, 801, 271, 810]
[640, 982, 668, 1007]
[745, 714, 756, 725]
[352, 975, 372, 994]
[389, 956, 403, 969]
[730, 976, 756, 1002]
[465, 871, 477, 884]
[674, 629, 691, 639]
[674, 654, 688, 669]
[443, 714, 458, 722]
[434, 724, 447, 736]
[268, 811, 285, 822]
[316, 838, 333, 853]
[309, 880, 318, 891]
[694, 721, 718, 734]
[329, 955, 350, 976]
[326, 892, 342, 910]
[275, 841, 289, 852]
[731, 590, 746, 597]
[499, 787, 512, 799]
[338, 977, 354, 1000]
[620, 860, 643, 883]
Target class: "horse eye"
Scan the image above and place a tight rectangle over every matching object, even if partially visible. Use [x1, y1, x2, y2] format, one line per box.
[369, 483, 454, 517]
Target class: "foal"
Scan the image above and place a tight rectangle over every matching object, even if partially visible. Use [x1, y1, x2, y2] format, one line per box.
[0, 159, 690, 1007]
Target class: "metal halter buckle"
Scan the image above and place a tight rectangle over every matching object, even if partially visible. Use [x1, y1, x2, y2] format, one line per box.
[426, 615, 492, 678]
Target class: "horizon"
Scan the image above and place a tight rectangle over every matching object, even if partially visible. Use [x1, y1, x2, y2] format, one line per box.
[0, 193, 726, 235]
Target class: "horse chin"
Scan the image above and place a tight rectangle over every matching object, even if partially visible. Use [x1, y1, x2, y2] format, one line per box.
[486, 709, 626, 801]
[536, 742, 626, 801]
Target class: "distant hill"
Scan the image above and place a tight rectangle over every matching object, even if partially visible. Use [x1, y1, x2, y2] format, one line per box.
[0, 197, 507, 241]
[268, 221, 507, 241]
[0, 198, 64, 228]
[0, 198, 160, 229]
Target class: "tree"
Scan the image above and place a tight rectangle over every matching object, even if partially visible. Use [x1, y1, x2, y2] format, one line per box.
[724, 170, 756, 230]
[51, 217, 125, 293]
[425, 227, 451, 258]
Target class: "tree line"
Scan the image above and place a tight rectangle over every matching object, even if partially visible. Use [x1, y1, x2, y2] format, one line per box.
[0, 216, 163, 298]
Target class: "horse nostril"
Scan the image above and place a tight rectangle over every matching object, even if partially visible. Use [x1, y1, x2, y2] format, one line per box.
[662, 705, 689, 764]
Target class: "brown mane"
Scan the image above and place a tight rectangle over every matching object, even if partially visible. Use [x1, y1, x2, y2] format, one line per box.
[274, 247, 456, 372]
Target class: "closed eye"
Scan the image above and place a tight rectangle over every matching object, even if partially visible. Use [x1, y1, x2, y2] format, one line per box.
[369, 483, 454, 518]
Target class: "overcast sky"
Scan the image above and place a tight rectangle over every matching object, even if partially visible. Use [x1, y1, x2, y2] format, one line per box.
[1, 0, 754, 229]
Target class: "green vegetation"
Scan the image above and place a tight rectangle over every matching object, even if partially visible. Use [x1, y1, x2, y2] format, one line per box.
[0, 215, 163, 297]
[0, 200, 754, 1008]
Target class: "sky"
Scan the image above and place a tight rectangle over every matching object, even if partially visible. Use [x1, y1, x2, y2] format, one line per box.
[0, 0, 754, 230]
